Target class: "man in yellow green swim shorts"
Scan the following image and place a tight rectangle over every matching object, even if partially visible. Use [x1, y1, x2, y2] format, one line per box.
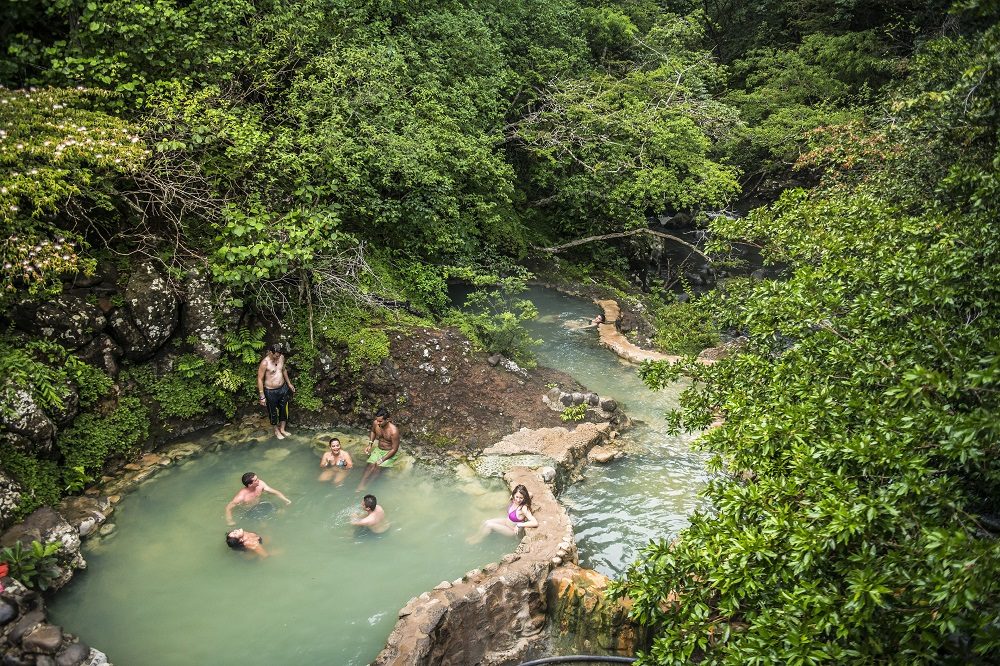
[358, 407, 400, 491]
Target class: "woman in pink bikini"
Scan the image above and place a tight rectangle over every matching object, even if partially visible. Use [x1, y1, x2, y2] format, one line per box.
[468, 484, 538, 544]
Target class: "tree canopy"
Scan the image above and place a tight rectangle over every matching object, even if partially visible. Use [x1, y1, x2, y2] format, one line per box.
[617, 4, 1000, 661]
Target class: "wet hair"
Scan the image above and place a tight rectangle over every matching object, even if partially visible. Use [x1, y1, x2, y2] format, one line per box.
[511, 484, 532, 510]
[226, 531, 246, 550]
[329, 437, 341, 447]
[375, 407, 389, 419]
[267, 343, 281, 354]
[362, 494, 377, 511]
[241, 472, 256, 487]
[594, 313, 605, 323]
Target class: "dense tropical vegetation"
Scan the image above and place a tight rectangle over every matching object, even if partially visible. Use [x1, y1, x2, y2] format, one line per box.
[2, 0, 997, 661]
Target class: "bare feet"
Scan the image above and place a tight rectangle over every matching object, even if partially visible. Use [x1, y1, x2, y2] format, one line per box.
[280, 428, 290, 436]
[274, 430, 285, 440]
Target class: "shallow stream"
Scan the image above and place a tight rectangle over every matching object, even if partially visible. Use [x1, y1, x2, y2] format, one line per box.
[523, 286, 708, 576]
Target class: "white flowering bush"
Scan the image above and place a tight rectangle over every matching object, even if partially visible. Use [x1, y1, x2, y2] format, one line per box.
[0, 86, 146, 302]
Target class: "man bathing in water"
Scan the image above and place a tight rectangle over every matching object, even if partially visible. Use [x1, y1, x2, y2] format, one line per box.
[319, 437, 354, 486]
[358, 408, 399, 491]
[225, 472, 292, 525]
[258, 343, 296, 439]
[350, 494, 388, 533]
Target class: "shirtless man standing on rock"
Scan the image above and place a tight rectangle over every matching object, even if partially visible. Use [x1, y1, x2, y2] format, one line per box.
[358, 408, 400, 492]
[258, 343, 296, 439]
[225, 472, 292, 525]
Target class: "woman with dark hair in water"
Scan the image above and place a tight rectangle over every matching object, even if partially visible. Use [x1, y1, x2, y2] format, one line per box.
[226, 528, 269, 558]
[468, 484, 538, 544]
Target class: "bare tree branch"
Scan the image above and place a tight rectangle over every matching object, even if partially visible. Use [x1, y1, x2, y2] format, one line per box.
[534, 227, 711, 261]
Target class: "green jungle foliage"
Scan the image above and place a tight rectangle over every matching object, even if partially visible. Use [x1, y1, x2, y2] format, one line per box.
[0, 540, 62, 591]
[446, 272, 540, 367]
[560, 403, 588, 422]
[318, 305, 393, 374]
[651, 296, 720, 356]
[2, 0, 997, 661]
[616, 7, 1000, 663]
[0, 338, 112, 420]
[56, 397, 149, 484]
[0, 447, 61, 519]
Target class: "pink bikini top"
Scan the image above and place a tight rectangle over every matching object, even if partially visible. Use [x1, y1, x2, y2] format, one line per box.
[508, 503, 525, 523]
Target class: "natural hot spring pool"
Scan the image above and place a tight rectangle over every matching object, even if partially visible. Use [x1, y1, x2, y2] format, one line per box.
[48, 430, 511, 665]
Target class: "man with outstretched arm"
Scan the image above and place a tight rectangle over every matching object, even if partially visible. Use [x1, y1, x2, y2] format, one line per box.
[358, 408, 400, 491]
[258, 343, 296, 439]
[225, 472, 292, 525]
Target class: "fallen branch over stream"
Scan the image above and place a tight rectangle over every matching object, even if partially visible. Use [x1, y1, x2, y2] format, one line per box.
[534, 228, 711, 262]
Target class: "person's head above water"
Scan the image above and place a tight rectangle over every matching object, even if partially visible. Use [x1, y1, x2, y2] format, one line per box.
[511, 484, 532, 509]
[329, 438, 341, 450]
[593, 313, 605, 324]
[362, 494, 377, 512]
[226, 529, 246, 550]
[241, 472, 257, 487]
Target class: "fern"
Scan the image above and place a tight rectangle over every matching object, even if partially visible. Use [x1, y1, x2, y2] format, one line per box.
[223, 327, 266, 365]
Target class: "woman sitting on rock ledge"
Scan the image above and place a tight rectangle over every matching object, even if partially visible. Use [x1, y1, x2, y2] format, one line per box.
[468, 484, 538, 544]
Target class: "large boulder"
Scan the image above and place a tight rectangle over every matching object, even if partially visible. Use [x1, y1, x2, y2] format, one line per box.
[180, 266, 222, 362]
[109, 261, 179, 360]
[0, 470, 23, 531]
[10, 295, 106, 350]
[546, 563, 649, 656]
[76, 334, 123, 378]
[47, 380, 80, 428]
[0, 388, 56, 454]
[0, 507, 86, 592]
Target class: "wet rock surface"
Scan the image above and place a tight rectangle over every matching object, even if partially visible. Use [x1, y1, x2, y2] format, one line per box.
[0, 579, 106, 666]
[180, 266, 222, 362]
[0, 470, 24, 531]
[546, 564, 649, 657]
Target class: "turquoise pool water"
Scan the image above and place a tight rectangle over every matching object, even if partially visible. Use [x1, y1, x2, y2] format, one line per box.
[49, 431, 511, 665]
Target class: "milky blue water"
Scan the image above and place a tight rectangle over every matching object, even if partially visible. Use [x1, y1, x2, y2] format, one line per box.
[49, 431, 510, 665]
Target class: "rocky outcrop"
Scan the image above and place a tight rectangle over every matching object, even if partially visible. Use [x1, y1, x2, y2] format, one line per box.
[77, 334, 123, 378]
[697, 335, 748, 362]
[546, 564, 648, 656]
[595, 298, 718, 366]
[375, 467, 576, 666]
[1, 389, 57, 455]
[109, 261, 179, 360]
[0, 507, 86, 592]
[0, 470, 23, 531]
[0, 577, 110, 666]
[11, 295, 107, 350]
[595, 299, 678, 364]
[472, 423, 617, 486]
[180, 266, 222, 362]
